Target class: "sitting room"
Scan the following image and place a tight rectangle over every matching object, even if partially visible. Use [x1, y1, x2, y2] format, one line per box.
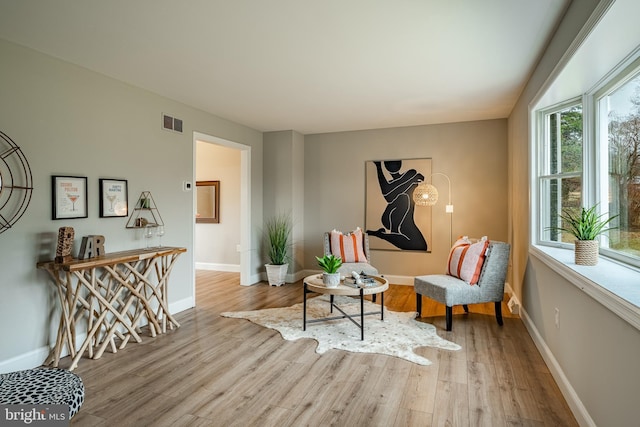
[1, 1, 639, 426]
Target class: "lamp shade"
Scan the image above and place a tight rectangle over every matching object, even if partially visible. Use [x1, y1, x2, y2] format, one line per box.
[413, 183, 439, 206]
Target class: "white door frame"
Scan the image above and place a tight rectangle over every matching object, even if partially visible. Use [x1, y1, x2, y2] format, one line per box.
[193, 131, 252, 291]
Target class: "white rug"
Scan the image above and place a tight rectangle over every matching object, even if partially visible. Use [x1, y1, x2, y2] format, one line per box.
[220, 295, 461, 365]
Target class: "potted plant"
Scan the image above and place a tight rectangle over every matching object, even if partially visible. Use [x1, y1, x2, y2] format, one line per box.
[264, 213, 292, 286]
[547, 205, 618, 266]
[316, 254, 343, 287]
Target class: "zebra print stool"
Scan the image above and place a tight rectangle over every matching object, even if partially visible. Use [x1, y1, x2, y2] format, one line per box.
[0, 367, 84, 419]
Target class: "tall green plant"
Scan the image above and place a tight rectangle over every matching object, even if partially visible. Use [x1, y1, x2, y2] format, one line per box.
[265, 214, 292, 265]
[547, 205, 618, 241]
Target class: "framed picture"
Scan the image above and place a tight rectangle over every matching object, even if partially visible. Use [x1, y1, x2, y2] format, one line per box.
[99, 178, 128, 217]
[195, 180, 220, 223]
[365, 158, 432, 252]
[52, 175, 88, 220]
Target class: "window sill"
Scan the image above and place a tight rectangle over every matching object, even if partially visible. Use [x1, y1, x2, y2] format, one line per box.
[530, 245, 640, 332]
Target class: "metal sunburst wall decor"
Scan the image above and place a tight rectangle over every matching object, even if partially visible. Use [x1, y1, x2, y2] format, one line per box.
[0, 131, 34, 234]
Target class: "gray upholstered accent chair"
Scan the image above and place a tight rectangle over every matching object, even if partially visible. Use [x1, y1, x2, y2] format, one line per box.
[323, 231, 379, 277]
[414, 241, 510, 331]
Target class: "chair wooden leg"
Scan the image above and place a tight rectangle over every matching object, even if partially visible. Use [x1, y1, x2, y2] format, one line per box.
[445, 306, 452, 331]
[415, 294, 422, 317]
[495, 301, 503, 326]
[462, 304, 469, 313]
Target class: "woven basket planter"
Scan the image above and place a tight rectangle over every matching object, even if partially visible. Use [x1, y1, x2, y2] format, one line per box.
[574, 240, 599, 266]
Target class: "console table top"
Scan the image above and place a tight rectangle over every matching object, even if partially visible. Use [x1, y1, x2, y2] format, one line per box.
[37, 246, 187, 271]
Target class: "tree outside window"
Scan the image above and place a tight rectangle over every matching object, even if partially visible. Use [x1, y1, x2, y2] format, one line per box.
[605, 75, 640, 257]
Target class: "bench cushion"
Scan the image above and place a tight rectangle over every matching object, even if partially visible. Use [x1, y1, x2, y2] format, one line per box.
[415, 274, 484, 307]
[0, 368, 84, 419]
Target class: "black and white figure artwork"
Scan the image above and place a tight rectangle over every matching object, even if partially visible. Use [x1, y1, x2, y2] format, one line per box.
[365, 158, 432, 252]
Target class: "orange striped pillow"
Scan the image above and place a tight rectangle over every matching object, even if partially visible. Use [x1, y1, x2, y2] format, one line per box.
[330, 228, 368, 263]
[447, 236, 489, 285]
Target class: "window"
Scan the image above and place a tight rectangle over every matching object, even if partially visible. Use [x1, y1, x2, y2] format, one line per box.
[538, 103, 583, 244]
[530, 0, 640, 329]
[536, 60, 640, 269]
[597, 72, 640, 261]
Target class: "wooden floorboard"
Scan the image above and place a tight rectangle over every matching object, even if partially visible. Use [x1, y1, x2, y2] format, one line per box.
[68, 271, 577, 426]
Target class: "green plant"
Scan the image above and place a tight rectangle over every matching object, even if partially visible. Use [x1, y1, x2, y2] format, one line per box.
[316, 254, 343, 274]
[265, 214, 292, 265]
[547, 205, 618, 241]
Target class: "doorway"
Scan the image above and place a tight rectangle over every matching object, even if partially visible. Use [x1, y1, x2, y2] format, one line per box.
[193, 132, 251, 300]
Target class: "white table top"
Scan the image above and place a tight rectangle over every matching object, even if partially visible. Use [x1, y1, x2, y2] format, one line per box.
[303, 274, 389, 296]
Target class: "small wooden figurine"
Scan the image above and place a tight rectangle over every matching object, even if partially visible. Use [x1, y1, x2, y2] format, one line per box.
[55, 226, 75, 263]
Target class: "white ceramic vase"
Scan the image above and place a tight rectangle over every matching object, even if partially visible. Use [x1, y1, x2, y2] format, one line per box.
[322, 272, 341, 288]
[265, 263, 288, 286]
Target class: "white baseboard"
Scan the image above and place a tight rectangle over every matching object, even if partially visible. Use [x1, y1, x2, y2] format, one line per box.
[169, 296, 194, 314]
[0, 346, 51, 373]
[520, 307, 595, 427]
[1, 299, 194, 374]
[195, 262, 240, 272]
[384, 274, 413, 285]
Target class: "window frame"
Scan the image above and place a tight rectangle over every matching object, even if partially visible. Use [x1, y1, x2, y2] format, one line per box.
[591, 55, 640, 268]
[535, 56, 640, 270]
[528, 0, 640, 332]
[535, 97, 584, 249]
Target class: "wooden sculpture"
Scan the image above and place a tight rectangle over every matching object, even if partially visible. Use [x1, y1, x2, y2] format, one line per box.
[55, 226, 74, 263]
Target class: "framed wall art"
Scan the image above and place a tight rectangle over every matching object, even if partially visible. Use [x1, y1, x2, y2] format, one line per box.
[52, 175, 88, 220]
[99, 178, 128, 217]
[196, 180, 220, 223]
[365, 158, 432, 252]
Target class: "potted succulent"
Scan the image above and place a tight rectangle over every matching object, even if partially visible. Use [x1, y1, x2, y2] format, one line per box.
[264, 213, 292, 286]
[316, 254, 343, 287]
[547, 205, 618, 266]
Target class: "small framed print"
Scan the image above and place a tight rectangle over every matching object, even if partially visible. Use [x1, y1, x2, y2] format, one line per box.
[52, 175, 88, 220]
[99, 178, 128, 218]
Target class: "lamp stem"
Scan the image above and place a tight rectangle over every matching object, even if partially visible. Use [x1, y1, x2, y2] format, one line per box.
[430, 172, 451, 206]
[429, 172, 453, 247]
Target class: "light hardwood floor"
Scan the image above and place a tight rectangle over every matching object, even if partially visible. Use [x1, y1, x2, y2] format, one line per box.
[69, 271, 577, 426]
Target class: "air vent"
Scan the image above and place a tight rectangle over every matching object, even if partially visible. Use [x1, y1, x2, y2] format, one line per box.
[162, 113, 183, 133]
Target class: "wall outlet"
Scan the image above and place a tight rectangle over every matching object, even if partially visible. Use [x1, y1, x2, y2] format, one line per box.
[554, 307, 560, 328]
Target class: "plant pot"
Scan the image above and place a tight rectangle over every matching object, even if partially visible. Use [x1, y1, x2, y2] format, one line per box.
[575, 240, 599, 266]
[265, 263, 288, 286]
[322, 272, 341, 288]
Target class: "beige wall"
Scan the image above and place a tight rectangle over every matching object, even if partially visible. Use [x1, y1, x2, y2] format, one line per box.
[263, 130, 305, 279]
[195, 141, 241, 268]
[303, 120, 508, 280]
[0, 38, 263, 370]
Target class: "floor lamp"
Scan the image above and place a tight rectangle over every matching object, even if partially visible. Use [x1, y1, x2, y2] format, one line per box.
[413, 172, 454, 247]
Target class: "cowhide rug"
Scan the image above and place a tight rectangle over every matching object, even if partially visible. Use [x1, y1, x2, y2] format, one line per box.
[221, 295, 460, 365]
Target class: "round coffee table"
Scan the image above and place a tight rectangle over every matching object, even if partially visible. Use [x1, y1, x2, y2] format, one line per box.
[302, 274, 389, 340]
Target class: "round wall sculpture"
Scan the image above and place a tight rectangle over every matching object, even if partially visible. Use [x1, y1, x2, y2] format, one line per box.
[0, 131, 33, 234]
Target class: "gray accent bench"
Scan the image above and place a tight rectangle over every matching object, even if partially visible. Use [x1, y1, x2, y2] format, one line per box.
[414, 241, 510, 331]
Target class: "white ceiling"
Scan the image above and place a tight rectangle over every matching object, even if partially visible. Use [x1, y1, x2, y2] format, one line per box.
[0, 0, 569, 135]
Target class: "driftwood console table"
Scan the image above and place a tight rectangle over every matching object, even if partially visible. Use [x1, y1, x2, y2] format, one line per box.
[37, 246, 186, 370]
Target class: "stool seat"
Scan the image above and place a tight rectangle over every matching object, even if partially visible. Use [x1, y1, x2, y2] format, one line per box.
[0, 368, 84, 419]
